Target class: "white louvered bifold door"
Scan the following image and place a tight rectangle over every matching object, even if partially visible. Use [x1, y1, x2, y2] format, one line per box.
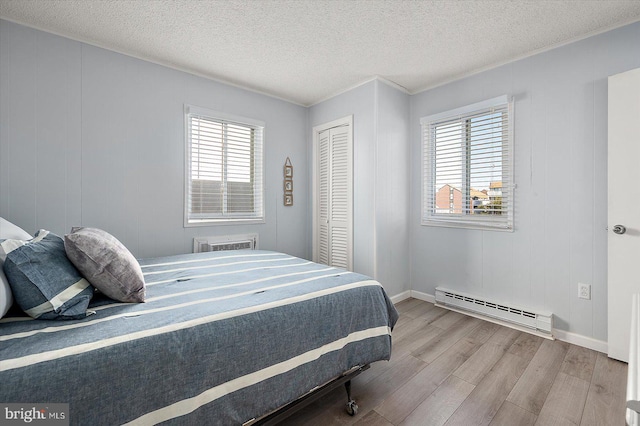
[329, 126, 351, 269]
[318, 129, 330, 265]
[315, 123, 352, 270]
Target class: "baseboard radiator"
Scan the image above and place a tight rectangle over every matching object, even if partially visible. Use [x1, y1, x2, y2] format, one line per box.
[193, 233, 259, 253]
[627, 294, 640, 425]
[435, 287, 553, 335]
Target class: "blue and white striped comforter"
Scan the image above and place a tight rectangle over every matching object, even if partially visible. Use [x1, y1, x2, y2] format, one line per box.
[0, 250, 398, 425]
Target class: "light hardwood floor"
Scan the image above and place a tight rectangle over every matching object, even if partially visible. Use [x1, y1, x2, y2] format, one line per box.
[280, 298, 628, 426]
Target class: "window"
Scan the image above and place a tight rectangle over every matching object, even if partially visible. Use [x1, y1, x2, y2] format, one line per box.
[421, 96, 513, 230]
[185, 105, 264, 225]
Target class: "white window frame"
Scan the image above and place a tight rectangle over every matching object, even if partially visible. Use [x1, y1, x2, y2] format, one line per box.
[184, 105, 265, 226]
[421, 95, 514, 231]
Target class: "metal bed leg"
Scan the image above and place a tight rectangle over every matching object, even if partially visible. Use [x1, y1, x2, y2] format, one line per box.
[251, 365, 369, 425]
[345, 380, 358, 416]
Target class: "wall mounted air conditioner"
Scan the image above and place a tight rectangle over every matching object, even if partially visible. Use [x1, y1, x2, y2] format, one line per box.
[193, 233, 258, 253]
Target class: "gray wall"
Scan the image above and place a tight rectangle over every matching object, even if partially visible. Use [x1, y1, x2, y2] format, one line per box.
[308, 81, 377, 278]
[308, 80, 411, 297]
[4, 16, 640, 341]
[410, 22, 640, 341]
[0, 20, 309, 259]
[375, 81, 410, 297]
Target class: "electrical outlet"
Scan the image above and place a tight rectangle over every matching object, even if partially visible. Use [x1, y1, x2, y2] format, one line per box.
[578, 283, 591, 300]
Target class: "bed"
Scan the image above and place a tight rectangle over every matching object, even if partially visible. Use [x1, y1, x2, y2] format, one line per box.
[0, 247, 398, 425]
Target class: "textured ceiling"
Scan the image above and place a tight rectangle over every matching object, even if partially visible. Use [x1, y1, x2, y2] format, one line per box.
[1, 0, 640, 106]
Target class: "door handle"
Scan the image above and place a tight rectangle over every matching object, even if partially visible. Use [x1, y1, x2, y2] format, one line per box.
[613, 224, 627, 234]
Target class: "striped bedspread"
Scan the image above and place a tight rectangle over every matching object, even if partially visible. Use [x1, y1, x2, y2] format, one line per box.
[0, 250, 398, 425]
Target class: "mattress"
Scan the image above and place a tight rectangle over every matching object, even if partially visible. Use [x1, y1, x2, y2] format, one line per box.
[0, 250, 398, 425]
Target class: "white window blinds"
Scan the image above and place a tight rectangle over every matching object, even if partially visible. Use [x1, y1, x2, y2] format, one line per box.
[185, 106, 264, 225]
[421, 96, 513, 230]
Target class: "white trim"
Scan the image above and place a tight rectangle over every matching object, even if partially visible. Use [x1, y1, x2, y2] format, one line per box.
[410, 18, 640, 96]
[390, 290, 411, 305]
[0, 18, 307, 107]
[553, 328, 608, 354]
[309, 76, 408, 107]
[310, 78, 378, 107]
[375, 76, 410, 94]
[409, 290, 436, 304]
[391, 290, 436, 305]
[3, 17, 640, 107]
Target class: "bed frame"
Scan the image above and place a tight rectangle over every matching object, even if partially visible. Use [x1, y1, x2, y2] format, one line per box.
[249, 364, 370, 425]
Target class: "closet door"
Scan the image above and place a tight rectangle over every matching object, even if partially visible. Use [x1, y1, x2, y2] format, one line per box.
[314, 118, 353, 270]
[318, 129, 330, 265]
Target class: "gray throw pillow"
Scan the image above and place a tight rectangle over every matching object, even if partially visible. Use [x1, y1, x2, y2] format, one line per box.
[2, 230, 94, 320]
[64, 227, 145, 303]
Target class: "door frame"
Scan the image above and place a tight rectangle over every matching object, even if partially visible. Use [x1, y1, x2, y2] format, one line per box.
[311, 115, 353, 268]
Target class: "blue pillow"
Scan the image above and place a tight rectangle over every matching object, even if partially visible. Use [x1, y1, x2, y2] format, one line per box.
[1, 230, 94, 320]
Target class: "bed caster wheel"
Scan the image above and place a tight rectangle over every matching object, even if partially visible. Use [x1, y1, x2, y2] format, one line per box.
[346, 400, 358, 416]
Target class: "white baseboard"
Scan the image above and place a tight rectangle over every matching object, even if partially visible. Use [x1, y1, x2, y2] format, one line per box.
[393, 290, 608, 353]
[409, 290, 436, 304]
[390, 291, 411, 304]
[553, 328, 608, 354]
[390, 290, 435, 305]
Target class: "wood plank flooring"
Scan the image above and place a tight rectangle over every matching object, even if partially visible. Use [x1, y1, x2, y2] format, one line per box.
[279, 298, 628, 426]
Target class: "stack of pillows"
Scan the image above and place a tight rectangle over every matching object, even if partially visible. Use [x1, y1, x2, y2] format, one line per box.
[0, 218, 145, 320]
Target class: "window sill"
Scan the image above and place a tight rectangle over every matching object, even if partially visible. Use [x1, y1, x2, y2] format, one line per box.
[184, 218, 266, 227]
[421, 220, 513, 232]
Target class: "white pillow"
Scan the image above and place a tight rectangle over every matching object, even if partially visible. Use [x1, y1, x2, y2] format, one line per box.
[0, 217, 32, 317]
[0, 217, 32, 240]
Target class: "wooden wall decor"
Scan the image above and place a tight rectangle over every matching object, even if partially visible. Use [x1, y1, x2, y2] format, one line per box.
[283, 157, 293, 206]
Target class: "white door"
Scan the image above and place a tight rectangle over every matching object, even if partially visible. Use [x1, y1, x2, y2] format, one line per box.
[313, 117, 353, 270]
[608, 68, 640, 362]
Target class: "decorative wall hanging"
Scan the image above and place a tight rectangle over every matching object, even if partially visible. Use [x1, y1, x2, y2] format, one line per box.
[283, 157, 293, 206]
